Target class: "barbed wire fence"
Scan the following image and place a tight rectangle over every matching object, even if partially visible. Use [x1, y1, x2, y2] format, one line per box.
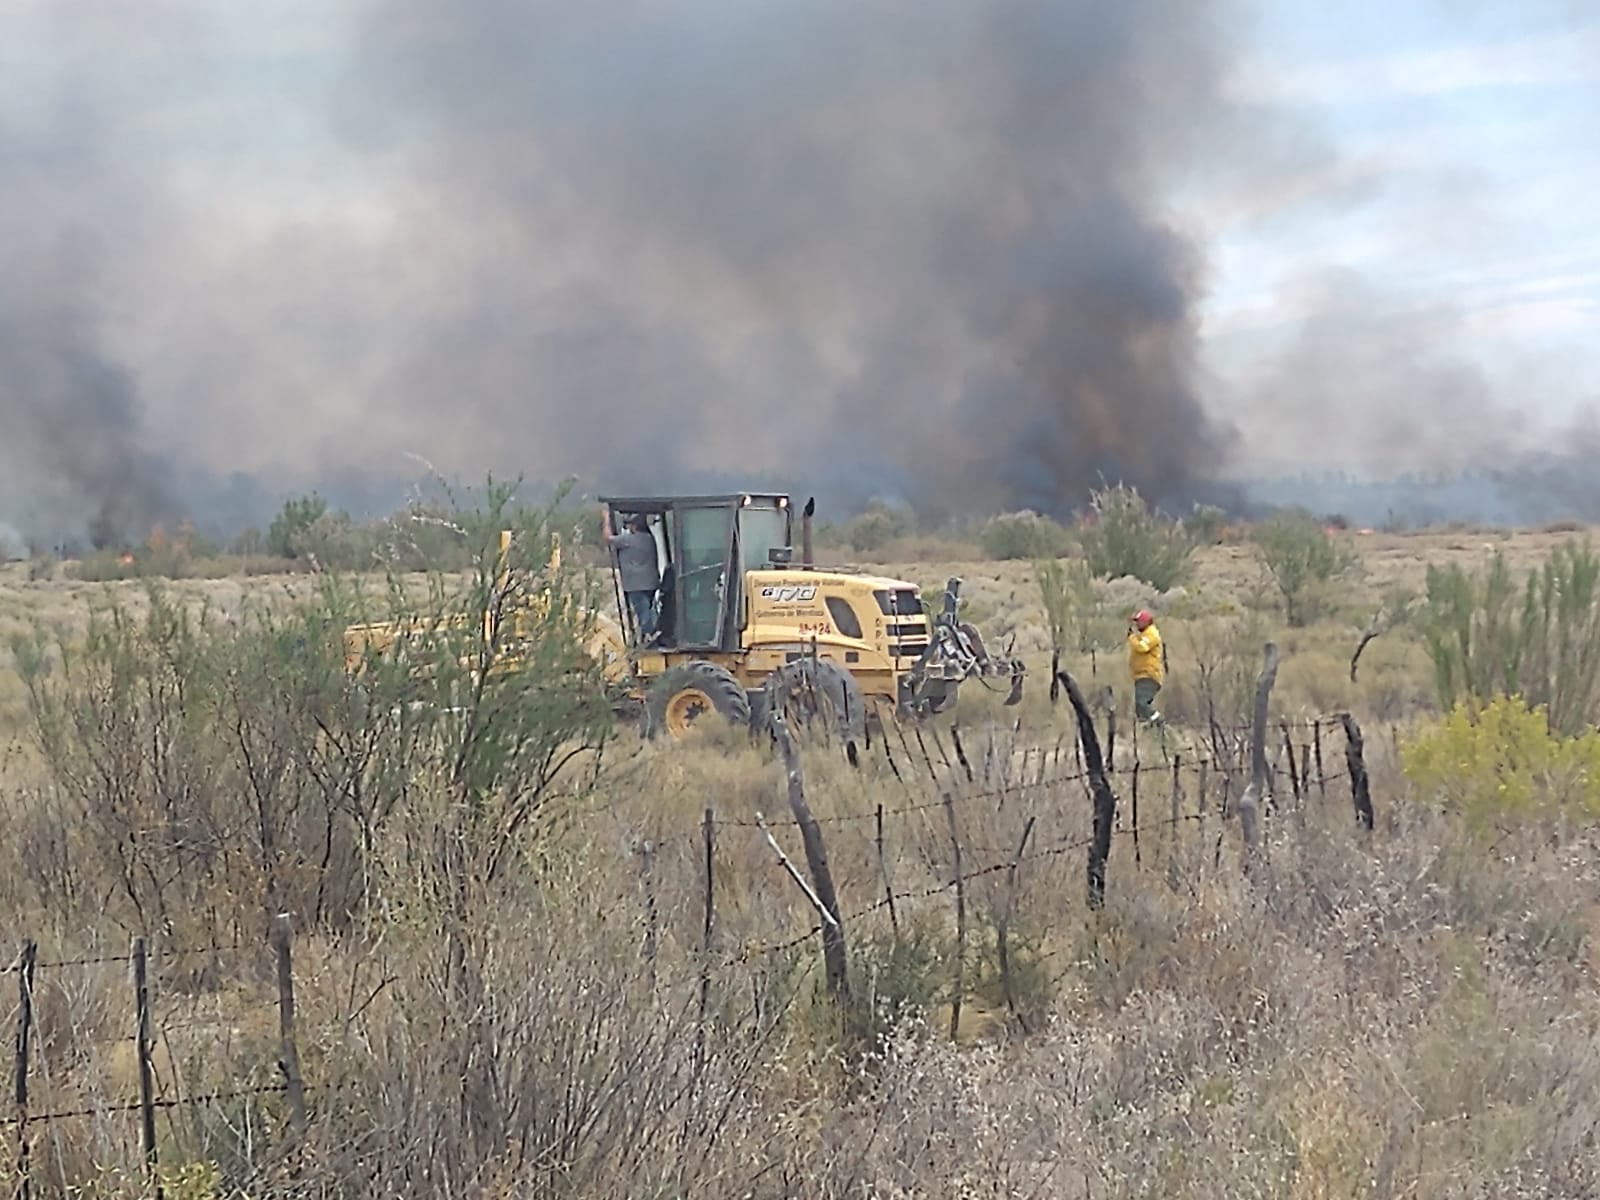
[1, 681, 1386, 1195]
[626, 686, 1384, 1043]
[5, 922, 305, 1198]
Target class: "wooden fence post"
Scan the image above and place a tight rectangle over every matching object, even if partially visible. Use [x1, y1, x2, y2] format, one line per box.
[1059, 671, 1116, 910]
[637, 838, 659, 991]
[1313, 720, 1328, 800]
[695, 807, 715, 1080]
[997, 817, 1037, 1034]
[1166, 756, 1183, 893]
[1341, 714, 1374, 831]
[874, 804, 898, 938]
[774, 720, 850, 1001]
[269, 915, 308, 1152]
[1102, 687, 1117, 769]
[1238, 644, 1280, 875]
[131, 937, 160, 1198]
[1282, 724, 1302, 805]
[14, 939, 36, 1200]
[941, 794, 966, 1042]
[1130, 761, 1142, 867]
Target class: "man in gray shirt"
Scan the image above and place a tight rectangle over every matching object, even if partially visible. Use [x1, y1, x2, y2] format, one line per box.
[602, 507, 661, 642]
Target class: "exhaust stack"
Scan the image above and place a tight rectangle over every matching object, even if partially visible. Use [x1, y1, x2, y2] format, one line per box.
[801, 496, 815, 567]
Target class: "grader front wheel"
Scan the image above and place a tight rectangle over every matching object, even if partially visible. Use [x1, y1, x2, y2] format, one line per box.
[644, 661, 752, 739]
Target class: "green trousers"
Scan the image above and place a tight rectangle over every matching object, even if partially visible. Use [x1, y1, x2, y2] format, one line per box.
[1134, 676, 1161, 722]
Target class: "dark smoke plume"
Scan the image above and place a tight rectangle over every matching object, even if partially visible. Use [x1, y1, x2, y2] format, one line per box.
[0, 107, 177, 550]
[333, 0, 1247, 517]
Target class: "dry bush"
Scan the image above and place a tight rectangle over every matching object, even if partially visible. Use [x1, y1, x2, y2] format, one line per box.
[6, 515, 1600, 1197]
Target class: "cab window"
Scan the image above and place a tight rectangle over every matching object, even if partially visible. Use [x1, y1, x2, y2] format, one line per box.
[738, 504, 789, 572]
[825, 596, 862, 639]
[677, 505, 734, 646]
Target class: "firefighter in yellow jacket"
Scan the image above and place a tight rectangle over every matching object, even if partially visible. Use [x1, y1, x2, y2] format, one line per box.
[1127, 609, 1164, 724]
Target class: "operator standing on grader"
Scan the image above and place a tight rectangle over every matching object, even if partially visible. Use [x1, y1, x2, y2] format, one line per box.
[1127, 608, 1164, 725]
[601, 504, 660, 644]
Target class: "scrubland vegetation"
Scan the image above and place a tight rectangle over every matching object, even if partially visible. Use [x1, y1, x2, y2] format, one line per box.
[2, 481, 1599, 1197]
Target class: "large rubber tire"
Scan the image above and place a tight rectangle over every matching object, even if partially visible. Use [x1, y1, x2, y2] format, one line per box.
[762, 656, 868, 742]
[644, 661, 752, 740]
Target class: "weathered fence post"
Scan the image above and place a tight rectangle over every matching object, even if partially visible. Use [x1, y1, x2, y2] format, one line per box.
[269, 915, 308, 1153]
[997, 817, 1037, 1034]
[1313, 720, 1328, 800]
[1238, 644, 1280, 875]
[773, 721, 850, 1000]
[694, 808, 715, 1080]
[1130, 761, 1142, 867]
[1059, 672, 1116, 910]
[14, 939, 35, 1200]
[637, 837, 659, 991]
[1166, 756, 1183, 893]
[1103, 687, 1117, 769]
[132, 937, 160, 1198]
[1282, 724, 1302, 804]
[874, 804, 898, 938]
[1341, 714, 1374, 831]
[942, 794, 966, 1041]
[949, 726, 974, 784]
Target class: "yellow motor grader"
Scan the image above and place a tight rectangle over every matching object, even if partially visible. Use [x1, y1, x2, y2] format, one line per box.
[342, 492, 1024, 740]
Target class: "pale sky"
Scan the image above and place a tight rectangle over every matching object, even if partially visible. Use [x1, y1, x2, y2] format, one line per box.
[1192, 2, 1599, 467]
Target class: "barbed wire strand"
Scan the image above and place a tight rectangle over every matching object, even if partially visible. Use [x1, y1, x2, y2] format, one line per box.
[1, 1082, 292, 1127]
[2, 936, 257, 975]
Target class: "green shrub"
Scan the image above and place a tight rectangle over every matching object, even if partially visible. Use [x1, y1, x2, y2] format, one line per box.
[1251, 509, 1360, 626]
[844, 504, 909, 553]
[1186, 503, 1227, 546]
[266, 492, 329, 558]
[1401, 695, 1600, 836]
[1035, 556, 1097, 655]
[1078, 484, 1198, 590]
[1420, 538, 1600, 735]
[980, 511, 1073, 560]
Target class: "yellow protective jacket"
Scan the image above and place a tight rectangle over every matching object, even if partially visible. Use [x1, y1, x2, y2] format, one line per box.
[1127, 624, 1163, 684]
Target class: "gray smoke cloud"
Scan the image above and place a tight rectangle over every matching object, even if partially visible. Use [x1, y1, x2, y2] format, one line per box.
[5, 1, 1593, 546]
[0, 106, 179, 550]
[1235, 268, 1517, 478]
[328, 0, 1254, 516]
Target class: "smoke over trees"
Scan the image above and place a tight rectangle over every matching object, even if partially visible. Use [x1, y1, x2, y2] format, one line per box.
[1, 1, 1595, 544]
[331, 0, 1245, 515]
[0, 110, 176, 550]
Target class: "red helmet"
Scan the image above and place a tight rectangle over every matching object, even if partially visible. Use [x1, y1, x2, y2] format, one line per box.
[1132, 609, 1154, 629]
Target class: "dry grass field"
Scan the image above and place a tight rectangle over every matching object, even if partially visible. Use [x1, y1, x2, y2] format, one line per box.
[1, 521, 1598, 1198]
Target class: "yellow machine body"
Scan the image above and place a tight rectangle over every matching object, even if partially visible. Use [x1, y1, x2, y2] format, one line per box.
[622, 566, 927, 717]
[340, 492, 1020, 736]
